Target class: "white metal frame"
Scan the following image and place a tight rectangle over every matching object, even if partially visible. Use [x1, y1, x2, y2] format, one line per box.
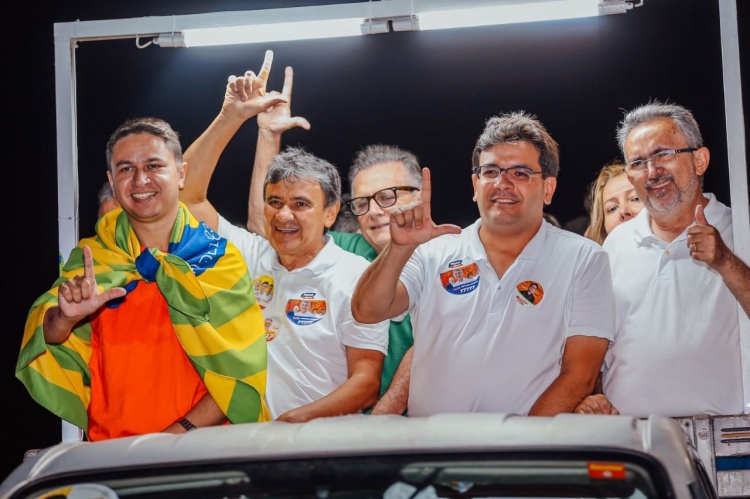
[52, 0, 750, 441]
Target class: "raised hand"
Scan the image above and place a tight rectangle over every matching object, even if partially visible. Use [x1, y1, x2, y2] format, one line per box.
[222, 50, 289, 121]
[258, 66, 311, 135]
[687, 204, 730, 270]
[388, 167, 461, 248]
[57, 245, 127, 323]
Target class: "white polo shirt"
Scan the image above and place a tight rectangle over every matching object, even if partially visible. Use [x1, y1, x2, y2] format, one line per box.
[218, 215, 389, 419]
[602, 194, 744, 417]
[401, 219, 615, 416]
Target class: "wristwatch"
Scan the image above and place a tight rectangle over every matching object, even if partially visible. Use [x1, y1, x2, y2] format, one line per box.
[177, 417, 198, 432]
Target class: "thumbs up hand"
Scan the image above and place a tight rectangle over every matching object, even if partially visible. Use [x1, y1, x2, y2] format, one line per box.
[687, 203, 730, 270]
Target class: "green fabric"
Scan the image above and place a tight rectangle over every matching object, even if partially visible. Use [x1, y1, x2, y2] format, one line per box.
[330, 231, 378, 262]
[329, 231, 413, 398]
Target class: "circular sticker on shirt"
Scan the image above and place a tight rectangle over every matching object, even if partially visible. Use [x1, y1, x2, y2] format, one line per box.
[440, 262, 480, 295]
[516, 280, 543, 305]
[286, 297, 327, 325]
[253, 275, 275, 309]
[264, 317, 280, 341]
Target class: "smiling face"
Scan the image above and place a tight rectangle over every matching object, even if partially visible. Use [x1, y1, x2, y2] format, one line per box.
[351, 161, 421, 254]
[601, 172, 643, 234]
[472, 141, 556, 237]
[624, 118, 708, 219]
[452, 268, 464, 281]
[264, 178, 339, 270]
[107, 133, 186, 237]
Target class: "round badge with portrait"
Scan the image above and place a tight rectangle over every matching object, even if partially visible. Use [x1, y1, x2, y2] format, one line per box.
[286, 297, 327, 326]
[440, 262, 480, 295]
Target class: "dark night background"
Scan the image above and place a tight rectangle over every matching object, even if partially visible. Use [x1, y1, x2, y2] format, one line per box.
[5, 0, 749, 480]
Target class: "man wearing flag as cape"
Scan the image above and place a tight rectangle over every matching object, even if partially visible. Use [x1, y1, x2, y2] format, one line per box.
[17, 112, 283, 440]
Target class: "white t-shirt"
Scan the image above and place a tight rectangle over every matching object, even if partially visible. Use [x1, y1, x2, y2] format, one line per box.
[602, 194, 744, 417]
[218, 215, 389, 418]
[401, 219, 615, 416]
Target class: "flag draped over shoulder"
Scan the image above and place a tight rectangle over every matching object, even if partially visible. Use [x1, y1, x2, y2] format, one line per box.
[17, 203, 269, 431]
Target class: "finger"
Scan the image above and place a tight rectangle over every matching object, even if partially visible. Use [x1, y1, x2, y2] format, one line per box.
[290, 116, 311, 131]
[68, 277, 84, 303]
[434, 223, 463, 237]
[240, 71, 256, 101]
[257, 49, 273, 86]
[58, 282, 72, 303]
[227, 74, 240, 95]
[281, 66, 294, 101]
[390, 208, 407, 227]
[411, 204, 423, 230]
[82, 245, 95, 280]
[101, 287, 127, 303]
[400, 205, 415, 228]
[694, 204, 708, 225]
[421, 167, 432, 207]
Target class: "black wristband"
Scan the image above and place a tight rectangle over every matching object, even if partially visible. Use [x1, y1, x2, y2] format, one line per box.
[177, 417, 197, 432]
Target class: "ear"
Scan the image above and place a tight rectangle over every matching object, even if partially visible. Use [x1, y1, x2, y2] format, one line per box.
[472, 173, 479, 203]
[692, 147, 710, 177]
[324, 200, 341, 228]
[543, 177, 557, 205]
[177, 161, 188, 189]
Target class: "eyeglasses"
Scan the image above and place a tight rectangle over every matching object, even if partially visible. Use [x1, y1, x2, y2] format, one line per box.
[348, 186, 421, 216]
[624, 148, 696, 178]
[472, 165, 544, 184]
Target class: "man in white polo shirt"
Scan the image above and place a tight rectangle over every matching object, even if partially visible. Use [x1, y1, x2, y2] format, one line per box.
[180, 53, 389, 422]
[576, 101, 749, 417]
[352, 111, 615, 416]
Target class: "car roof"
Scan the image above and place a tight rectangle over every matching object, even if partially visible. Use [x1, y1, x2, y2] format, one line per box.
[1, 413, 702, 498]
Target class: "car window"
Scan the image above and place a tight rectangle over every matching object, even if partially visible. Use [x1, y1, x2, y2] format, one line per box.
[13, 451, 676, 499]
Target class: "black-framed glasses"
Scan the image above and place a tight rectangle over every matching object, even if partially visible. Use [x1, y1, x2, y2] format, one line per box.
[348, 186, 421, 216]
[472, 165, 544, 184]
[625, 148, 696, 178]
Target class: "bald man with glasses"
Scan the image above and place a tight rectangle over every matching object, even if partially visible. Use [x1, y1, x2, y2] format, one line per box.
[352, 111, 615, 417]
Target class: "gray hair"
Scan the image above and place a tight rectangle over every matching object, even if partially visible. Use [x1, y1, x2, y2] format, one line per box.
[616, 100, 704, 157]
[105, 117, 183, 171]
[97, 181, 115, 205]
[348, 144, 422, 191]
[264, 146, 341, 207]
[472, 111, 560, 178]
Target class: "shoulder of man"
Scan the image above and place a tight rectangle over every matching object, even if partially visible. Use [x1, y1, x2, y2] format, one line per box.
[329, 231, 377, 261]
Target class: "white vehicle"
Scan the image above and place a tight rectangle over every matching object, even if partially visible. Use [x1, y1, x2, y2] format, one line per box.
[0, 413, 717, 499]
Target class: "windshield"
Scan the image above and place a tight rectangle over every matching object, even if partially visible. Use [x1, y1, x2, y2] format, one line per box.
[16, 450, 673, 499]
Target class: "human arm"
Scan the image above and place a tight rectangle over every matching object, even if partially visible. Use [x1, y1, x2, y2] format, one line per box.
[371, 346, 413, 415]
[275, 347, 384, 422]
[162, 392, 227, 433]
[527, 335, 610, 416]
[688, 204, 750, 318]
[43, 245, 126, 344]
[247, 66, 311, 235]
[181, 50, 288, 231]
[351, 168, 462, 323]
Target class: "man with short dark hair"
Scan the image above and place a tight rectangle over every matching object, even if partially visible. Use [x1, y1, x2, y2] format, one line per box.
[352, 111, 615, 416]
[18, 117, 269, 440]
